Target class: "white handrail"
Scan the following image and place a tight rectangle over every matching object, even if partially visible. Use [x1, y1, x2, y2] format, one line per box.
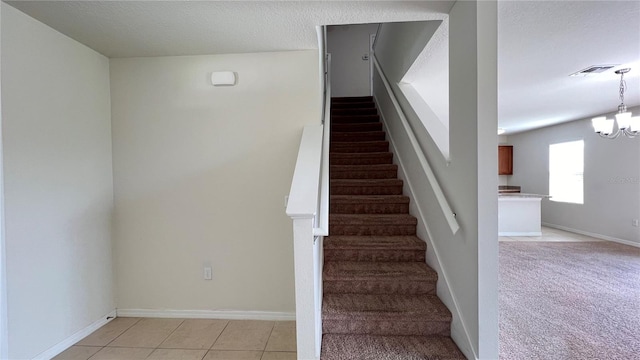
[373, 56, 460, 235]
[286, 125, 324, 220]
[314, 53, 331, 236]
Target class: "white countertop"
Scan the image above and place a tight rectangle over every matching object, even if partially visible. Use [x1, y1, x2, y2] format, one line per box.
[499, 193, 551, 199]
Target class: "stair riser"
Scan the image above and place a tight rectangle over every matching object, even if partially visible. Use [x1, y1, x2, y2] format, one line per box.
[330, 203, 409, 214]
[331, 133, 386, 142]
[329, 225, 416, 236]
[331, 143, 389, 153]
[332, 115, 380, 124]
[322, 320, 450, 337]
[332, 96, 373, 103]
[324, 249, 426, 262]
[332, 102, 375, 109]
[332, 108, 377, 116]
[330, 170, 398, 180]
[324, 281, 435, 295]
[332, 123, 382, 132]
[330, 156, 393, 165]
[330, 186, 403, 196]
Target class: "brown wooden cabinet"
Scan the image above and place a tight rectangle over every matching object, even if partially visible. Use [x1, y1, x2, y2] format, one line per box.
[498, 145, 513, 175]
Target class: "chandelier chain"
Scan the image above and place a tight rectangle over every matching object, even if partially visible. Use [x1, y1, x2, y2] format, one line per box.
[619, 71, 626, 104]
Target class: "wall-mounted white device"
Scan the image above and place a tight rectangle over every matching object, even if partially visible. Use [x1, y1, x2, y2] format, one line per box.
[211, 71, 237, 86]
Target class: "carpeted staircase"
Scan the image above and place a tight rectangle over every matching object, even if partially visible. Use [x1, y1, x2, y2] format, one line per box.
[321, 96, 466, 360]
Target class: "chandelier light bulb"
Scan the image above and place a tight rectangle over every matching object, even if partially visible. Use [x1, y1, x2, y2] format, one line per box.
[615, 112, 631, 129]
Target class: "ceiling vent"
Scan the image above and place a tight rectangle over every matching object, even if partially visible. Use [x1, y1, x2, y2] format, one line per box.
[569, 65, 619, 77]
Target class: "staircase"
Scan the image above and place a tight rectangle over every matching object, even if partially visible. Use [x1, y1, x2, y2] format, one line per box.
[321, 96, 465, 360]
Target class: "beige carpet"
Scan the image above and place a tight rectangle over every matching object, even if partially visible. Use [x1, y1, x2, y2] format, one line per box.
[321, 96, 464, 359]
[499, 241, 640, 359]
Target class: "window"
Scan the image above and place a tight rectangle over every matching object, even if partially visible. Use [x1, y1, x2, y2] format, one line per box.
[549, 140, 584, 204]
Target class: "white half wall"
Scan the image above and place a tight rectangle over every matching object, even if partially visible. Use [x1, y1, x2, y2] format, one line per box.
[373, 1, 498, 358]
[1, 4, 114, 359]
[110, 50, 320, 314]
[508, 107, 640, 245]
[327, 24, 379, 97]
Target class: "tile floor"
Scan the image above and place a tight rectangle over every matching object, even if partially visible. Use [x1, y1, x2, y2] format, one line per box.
[499, 226, 602, 243]
[53, 318, 296, 360]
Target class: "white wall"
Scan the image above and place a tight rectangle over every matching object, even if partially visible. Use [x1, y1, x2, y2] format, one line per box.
[327, 24, 379, 97]
[374, 20, 450, 158]
[0, 3, 7, 358]
[1, 4, 114, 359]
[373, 2, 498, 358]
[508, 108, 640, 245]
[110, 51, 319, 314]
[408, 20, 449, 129]
[374, 20, 449, 132]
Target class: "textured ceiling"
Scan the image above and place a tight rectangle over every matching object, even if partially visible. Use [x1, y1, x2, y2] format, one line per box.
[5, 1, 453, 58]
[498, 1, 640, 134]
[4, 1, 640, 134]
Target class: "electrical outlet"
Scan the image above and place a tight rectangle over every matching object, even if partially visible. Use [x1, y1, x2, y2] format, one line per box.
[633, 219, 639, 227]
[203, 266, 212, 280]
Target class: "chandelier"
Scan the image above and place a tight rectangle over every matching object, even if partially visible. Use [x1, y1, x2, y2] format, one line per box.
[591, 68, 639, 139]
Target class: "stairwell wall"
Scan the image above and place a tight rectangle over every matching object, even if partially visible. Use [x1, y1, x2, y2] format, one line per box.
[373, 1, 498, 359]
[1, 4, 115, 359]
[110, 51, 320, 315]
[327, 24, 380, 98]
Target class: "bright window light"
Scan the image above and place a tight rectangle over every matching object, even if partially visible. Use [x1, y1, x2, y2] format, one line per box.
[549, 140, 584, 204]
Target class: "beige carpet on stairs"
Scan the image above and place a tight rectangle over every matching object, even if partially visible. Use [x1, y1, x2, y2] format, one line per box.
[321, 96, 465, 360]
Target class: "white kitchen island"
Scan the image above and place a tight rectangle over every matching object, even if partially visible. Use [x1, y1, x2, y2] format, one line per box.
[498, 194, 550, 236]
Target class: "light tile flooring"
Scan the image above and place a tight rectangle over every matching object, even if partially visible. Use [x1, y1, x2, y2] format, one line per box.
[54, 318, 296, 360]
[499, 226, 602, 242]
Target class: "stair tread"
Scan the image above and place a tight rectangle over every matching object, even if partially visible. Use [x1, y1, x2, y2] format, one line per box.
[331, 179, 403, 185]
[330, 153, 393, 165]
[332, 96, 373, 102]
[331, 115, 380, 123]
[324, 236, 425, 250]
[324, 261, 437, 282]
[332, 131, 385, 134]
[321, 334, 466, 360]
[332, 123, 383, 132]
[331, 101, 376, 110]
[330, 195, 409, 204]
[331, 140, 388, 146]
[331, 164, 397, 170]
[331, 130, 386, 141]
[330, 152, 391, 157]
[323, 293, 451, 321]
[330, 214, 417, 225]
[331, 131, 385, 140]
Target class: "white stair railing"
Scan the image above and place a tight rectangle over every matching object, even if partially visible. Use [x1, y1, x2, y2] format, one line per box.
[286, 51, 331, 359]
[286, 125, 323, 360]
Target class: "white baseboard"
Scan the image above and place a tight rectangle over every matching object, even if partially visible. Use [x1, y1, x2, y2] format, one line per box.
[499, 232, 542, 237]
[116, 309, 296, 321]
[542, 223, 640, 248]
[32, 309, 116, 360]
